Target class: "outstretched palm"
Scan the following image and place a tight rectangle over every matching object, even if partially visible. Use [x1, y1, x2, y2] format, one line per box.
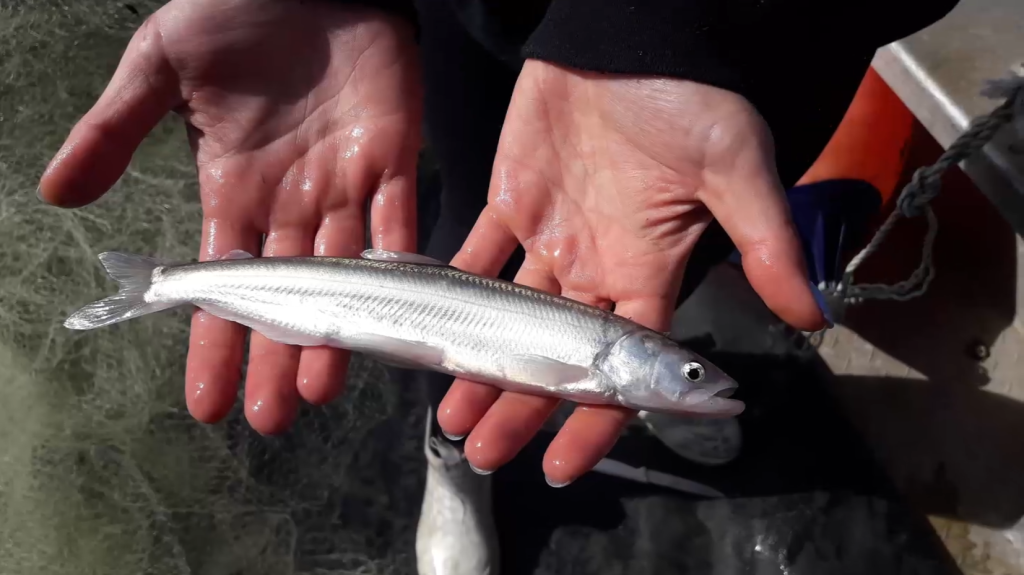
[438, 60, 826, 486]
[39, 0, 423, 434]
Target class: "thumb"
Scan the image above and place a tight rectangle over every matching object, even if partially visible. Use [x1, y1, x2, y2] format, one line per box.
[449, 205, 520, 277]
[699, 136, 828, 332]
[38, 19, 181, 208]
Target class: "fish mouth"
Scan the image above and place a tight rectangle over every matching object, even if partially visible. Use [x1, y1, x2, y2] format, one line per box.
[675, 384, 745, 417]
[700, 380, 738, 398]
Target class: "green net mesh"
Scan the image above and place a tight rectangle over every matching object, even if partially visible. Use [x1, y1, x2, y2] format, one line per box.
[0, 2, 425, 573]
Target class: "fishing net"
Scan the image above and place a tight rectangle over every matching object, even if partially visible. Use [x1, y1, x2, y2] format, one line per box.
[0, 2, 427, 573]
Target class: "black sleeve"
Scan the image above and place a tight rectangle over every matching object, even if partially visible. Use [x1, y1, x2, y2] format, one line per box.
[521, 0, 959, 92]
[521, 0, 961, 186]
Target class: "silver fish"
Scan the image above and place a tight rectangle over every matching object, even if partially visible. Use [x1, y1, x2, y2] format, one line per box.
[416, 407, 499, 575]
[64, 249, 743, 415]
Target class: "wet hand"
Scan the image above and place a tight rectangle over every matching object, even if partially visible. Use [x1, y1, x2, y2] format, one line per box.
[38, 0, 422, 434]
[439, 60, 826, 486]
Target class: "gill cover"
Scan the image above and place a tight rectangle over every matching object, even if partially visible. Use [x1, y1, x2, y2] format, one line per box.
[597, 330, 744, 416]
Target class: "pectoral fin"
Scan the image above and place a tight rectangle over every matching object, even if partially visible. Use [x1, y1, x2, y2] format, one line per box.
[504, 354, 592, 387]
[360, 249, 448, 267]
[344, 334, 446, 369]
[199, 303, 331, 347]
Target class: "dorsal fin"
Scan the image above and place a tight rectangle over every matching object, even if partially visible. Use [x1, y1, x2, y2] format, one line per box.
[360, 249, 448, 266]
[220, 249, 255, 260]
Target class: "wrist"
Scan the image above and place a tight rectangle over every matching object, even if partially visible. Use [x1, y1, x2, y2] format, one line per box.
[321, 0, 419, 40]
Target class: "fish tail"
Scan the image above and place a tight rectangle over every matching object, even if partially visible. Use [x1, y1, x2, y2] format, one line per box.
[64, 252, 177, 330]
[423, 405, 434, 457]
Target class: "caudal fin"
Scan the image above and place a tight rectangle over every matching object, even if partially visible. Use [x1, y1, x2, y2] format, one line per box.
[64, 252, 177, 330]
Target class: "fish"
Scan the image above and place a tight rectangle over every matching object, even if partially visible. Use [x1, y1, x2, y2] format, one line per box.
[64, 249, 744, 415]
[416, 406, 499, 575]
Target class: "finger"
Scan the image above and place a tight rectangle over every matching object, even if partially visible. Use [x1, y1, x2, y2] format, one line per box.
[464, 392, 562, 474]
[295, 208, 364, 406]
[449, 205, 518, 275]
[430, 206, 520, 437]
[39, 17, 181, 208]
[610, 295, 679, 334]
[536, 278, 666, 485]
[699, 142, 827, 332]
[559, 289, 613, 310]
[453, 261, 564, 473]
[433, 205, 520, 438]
[185, 218, 261, 424]
[243, 227, 312, 434]
[369, 170, 417, 253]
[543, 404, 634, 487]
[435, 382, 502, 441]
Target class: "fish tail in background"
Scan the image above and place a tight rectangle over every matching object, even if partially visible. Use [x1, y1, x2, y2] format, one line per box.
[64, 252, 178, 330]
[423, 405, 436, 459]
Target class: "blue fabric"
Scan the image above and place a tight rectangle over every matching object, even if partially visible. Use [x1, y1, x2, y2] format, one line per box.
[729, 178, 882, 287]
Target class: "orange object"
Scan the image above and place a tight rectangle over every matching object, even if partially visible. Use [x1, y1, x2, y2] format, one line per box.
[796, 66, 917, 206]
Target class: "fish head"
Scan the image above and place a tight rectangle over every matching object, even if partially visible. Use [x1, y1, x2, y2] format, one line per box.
[599, 330, 744, 417]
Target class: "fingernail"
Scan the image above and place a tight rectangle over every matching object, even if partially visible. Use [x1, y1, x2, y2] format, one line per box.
[468, 463, 493, 476]
[545, 475, 572, 488]
[442, 430, 465, 441]
[808, 280, 835, 328]
[35, 185, 45, 203]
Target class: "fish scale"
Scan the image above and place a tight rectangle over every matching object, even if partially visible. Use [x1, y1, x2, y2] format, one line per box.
[182, 261, 594, 365]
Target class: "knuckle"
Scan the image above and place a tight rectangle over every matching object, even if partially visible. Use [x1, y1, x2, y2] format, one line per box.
[700, 96, 777, 178]
[132, 13, 165, 58]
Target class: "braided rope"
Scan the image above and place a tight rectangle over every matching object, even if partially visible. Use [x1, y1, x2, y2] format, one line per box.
[821, 64, 1024, 311]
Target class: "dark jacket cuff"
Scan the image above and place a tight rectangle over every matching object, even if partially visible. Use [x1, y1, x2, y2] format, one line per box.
[328, 0, 419, 35]
[521, 0, 960, 186]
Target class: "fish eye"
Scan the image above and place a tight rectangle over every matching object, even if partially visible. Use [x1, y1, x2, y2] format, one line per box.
[682, 362, 705, 383]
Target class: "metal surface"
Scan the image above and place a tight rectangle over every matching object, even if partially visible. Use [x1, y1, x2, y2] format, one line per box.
[815, 157, 1024, 574]
[871, 0, 1024, 232]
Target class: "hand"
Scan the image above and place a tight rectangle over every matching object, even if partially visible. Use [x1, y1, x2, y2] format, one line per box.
[439, 60, 826, 486]
[38, 0, 422, 434]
